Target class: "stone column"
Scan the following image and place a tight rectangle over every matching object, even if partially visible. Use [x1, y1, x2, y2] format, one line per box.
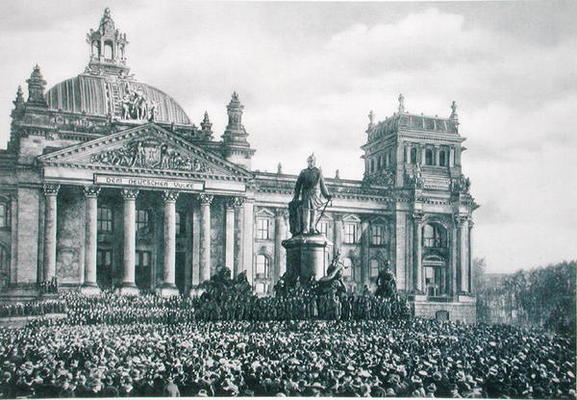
[120, 189, 139, 294]
[361, 219, 370, 286]
[333, 214, 343, 255]
[457, 216, 469, 293]
[232, 197, 245, 276]
[43, 184, 60, 282]
[450, 223, 458, 296]
[404, 143, 410, 164]
[160, 191, 179, 296]
[455, 146, 462, 166]
[199, 194, 213, 284]
[434, 145, 441, 166]
[420, 145, 426, 164]
[82, 185, 100, 293]
[449, 147, 455, 167]
[413, 213, 424, 292]
[243, 199, 255, 284]
[468, 220, 474, 294]
[274, 208, 288, 283]
[224, 198, 237, 270]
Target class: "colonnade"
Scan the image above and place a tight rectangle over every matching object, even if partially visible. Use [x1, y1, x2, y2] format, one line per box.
[41, 184, 252, 294]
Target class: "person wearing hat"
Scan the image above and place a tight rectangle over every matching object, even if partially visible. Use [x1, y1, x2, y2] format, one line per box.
[101, 376, 119, 397]
[163, 375, 180, 397]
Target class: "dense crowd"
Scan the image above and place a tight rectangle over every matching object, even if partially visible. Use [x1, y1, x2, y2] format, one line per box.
[0, 300, 66, 318]
[0, 318, 574, 398]
[28, 291, 410, 326]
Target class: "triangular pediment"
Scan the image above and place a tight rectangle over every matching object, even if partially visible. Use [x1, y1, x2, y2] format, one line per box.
[38, 123, 252, 181]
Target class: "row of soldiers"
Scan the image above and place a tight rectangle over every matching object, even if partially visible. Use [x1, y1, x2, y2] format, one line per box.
[195, 293, 411, 322]
[0, 300, 66, 318]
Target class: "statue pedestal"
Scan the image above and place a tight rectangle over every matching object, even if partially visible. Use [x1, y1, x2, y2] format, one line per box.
[282, 234, 331, 281]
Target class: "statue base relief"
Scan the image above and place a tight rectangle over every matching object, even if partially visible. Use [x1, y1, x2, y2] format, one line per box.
[282, 233, 332, 282]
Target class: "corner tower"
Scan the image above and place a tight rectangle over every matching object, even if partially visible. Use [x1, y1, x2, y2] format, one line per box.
[361, 94, 466, 189]
[221, 92, 255, 169]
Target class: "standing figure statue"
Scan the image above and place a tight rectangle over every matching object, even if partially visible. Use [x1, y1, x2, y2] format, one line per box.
[290, 153, 332, 235]
[375, 260, 397, 299]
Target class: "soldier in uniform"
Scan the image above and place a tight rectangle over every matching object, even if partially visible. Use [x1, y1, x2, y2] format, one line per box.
[291, 154, 332, 235]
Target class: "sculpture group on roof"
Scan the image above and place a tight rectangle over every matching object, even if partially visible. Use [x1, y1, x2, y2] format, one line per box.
[121, 84, 157, 121]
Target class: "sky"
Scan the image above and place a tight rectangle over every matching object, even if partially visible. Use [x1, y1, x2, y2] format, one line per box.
[0, 0, 575, 274]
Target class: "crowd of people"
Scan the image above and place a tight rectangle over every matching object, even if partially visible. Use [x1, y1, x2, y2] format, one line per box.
[0, 300, 66, 318]
[0, 318, 574, 398]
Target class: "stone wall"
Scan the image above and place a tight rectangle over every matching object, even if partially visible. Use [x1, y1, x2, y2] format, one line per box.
[413, 299, 477, 323]
[15, 188, 41, 283]
[56, 189, 85, 285]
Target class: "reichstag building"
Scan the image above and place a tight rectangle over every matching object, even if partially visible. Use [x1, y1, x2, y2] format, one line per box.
[0, 9, 477, 321]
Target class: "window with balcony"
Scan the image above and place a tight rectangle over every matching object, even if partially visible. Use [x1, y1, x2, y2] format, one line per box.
[97, 206, 113, 233]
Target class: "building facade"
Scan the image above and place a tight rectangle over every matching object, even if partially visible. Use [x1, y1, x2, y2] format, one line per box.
[0, 9, 478, 320]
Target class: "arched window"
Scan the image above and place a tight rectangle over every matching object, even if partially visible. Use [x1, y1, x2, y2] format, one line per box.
[342, 257, 353, 278]
[255, 255, 270, 279]
[104, 40, 114, 59]
[0, 200, 10, 228]
[439, 150, 447, 167]
[410, 148, 417, 164]
[425, 149, 434, 165]
[370, 259, 380, 278]
[423, 224, 447, 248]
[92, 41, 101, 57]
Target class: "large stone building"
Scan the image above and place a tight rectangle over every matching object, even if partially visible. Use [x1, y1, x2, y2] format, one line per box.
[0, 9, 477, 321]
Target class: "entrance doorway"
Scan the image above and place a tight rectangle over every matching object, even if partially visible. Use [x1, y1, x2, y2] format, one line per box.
[97, 249, 113, 289]
[135, 250, 152, 290]
[175, 252, 186, 293]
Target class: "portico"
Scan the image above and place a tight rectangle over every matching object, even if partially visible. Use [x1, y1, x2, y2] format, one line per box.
[37, 123, 253, 296]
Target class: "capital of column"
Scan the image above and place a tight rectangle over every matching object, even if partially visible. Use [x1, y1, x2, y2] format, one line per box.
[226, 196, 244, 210]
[83, 185, 101, 198]
[274, 208, 288, 219]
[199, 193, 214, 206]
[43, 184, 60, 196]
[454, 215, 468, 227]
[412, 212, 424, 224]
[121, 188, 139, 200]
[162, 190, 179, 203]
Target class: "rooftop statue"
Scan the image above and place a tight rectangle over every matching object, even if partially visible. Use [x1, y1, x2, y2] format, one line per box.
[289, 154, 332, 236]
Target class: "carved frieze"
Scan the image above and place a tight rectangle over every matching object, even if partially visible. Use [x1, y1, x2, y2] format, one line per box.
[363, 170, 395, 187]
[90, 138, 211, 172]
[450, 175, 471, 194]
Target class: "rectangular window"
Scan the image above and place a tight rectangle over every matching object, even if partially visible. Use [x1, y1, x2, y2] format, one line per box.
[344, 223, 358, 244]
[97, 206, 113, 232]
[136, 209, 150, 232]
[175, 211, 184, 236]
[255, 255, 269, 279]
[256, 218, 271, 240]
[370, 225, 385, 245]
[0, 204, 6, 228]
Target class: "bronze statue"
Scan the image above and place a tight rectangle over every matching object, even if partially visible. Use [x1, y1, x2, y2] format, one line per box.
[290, 153, 332, 235]
[375, 260, 397, 299]
[317, 252, 348, 296]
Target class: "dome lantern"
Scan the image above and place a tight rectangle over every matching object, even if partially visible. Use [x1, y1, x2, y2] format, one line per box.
[85, 8, 130, 76]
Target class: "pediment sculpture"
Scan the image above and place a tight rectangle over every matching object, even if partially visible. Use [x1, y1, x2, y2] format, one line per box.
[90, 138, 211, 172]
